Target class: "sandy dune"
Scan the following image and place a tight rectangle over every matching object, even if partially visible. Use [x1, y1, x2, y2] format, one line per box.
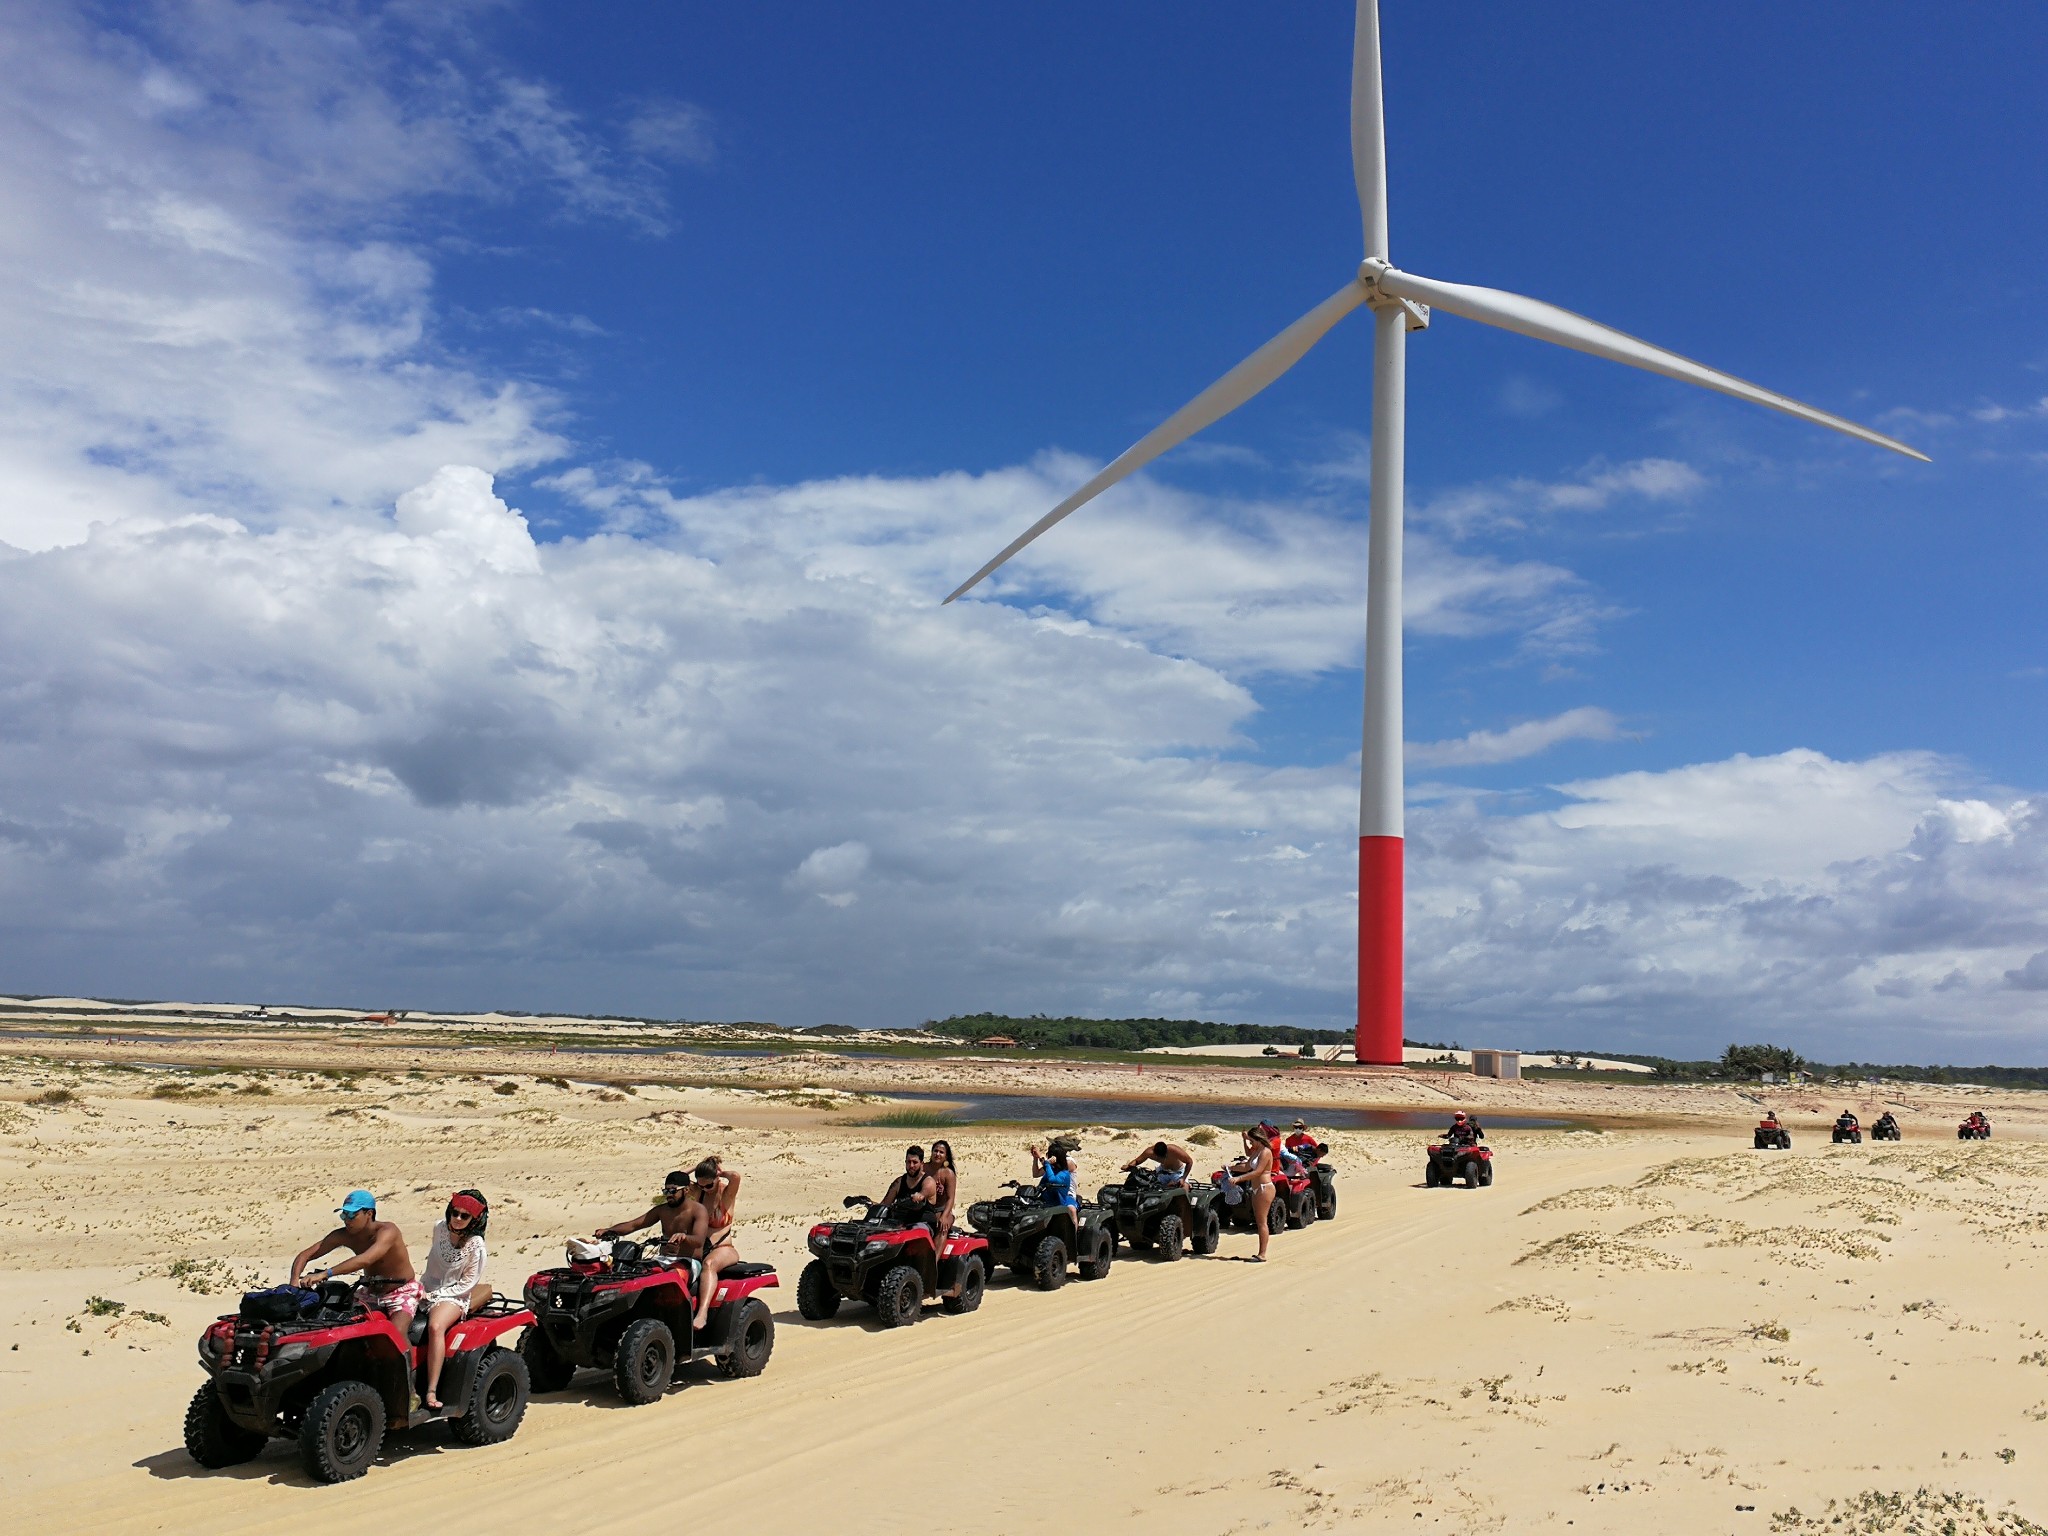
[4, 1050, 2047, 1533]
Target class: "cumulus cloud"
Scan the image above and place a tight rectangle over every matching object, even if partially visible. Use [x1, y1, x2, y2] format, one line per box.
[1419, 456, 1706, 538]
[1407, 707, 1622, 769]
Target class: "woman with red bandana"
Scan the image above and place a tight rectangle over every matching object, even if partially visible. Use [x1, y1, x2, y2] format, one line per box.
[419, 1190, 493, 1410]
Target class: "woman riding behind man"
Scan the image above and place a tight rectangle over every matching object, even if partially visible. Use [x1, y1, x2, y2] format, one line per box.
[927, 1140, 959, 1254]
[683, 1156, 745, 1335]
[420, 1190, 493, 1410]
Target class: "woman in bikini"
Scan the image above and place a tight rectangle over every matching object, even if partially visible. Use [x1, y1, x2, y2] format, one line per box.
[685, 1157, 745, 1334]
[1220, 1128, 1275, 1261]
[927, 1139, 959, 1255]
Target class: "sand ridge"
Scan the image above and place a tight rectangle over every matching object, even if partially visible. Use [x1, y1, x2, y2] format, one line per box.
[3, 1052, 2047, 1532]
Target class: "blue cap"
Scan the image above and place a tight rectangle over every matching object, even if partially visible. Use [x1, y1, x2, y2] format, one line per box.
[337, 1189, 376, 1217]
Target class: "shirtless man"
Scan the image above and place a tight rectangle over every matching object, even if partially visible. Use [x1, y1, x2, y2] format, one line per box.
[595, 1171, 710, 1257]
[291, 1189, 421, 1337]
[881, 1145, 938, 1227]
[1121, 1139, 1194, 1186]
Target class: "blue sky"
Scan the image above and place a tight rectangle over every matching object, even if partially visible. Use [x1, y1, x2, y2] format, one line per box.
[0, 3, 2043, 1059]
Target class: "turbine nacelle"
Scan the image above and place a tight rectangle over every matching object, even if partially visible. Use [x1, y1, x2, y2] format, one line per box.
[1356, 259, 1429, 329]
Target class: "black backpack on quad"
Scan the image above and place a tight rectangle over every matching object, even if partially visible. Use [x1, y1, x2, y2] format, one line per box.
[966, 1181, 1117, 1287]
[1425, 1138, 1493, 1188]
[1753, 1122, 1793, 1150]
[184, 1279, 535, 1484]
[1870, 1114, 1901, 1142]
[798, 1196, 992, 1326]
[1093, 1167, 1220, 1260]
[519, 1241, 779, 1404]
[1831, 1114, 1863, 1145]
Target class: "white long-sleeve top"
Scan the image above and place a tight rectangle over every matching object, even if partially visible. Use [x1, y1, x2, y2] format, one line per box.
[420, 1221, 487, 1302]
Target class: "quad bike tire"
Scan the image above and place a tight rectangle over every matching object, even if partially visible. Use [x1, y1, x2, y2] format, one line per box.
[1191, 1207, 1221, 1255]
[1462, 1160, 1484, 1190]
[942, 1255, 986, 1314]
[875, 1263, 924, 1327]
[1298, 1193, 1318, 1227]
[183, 1383, 267, 1468]
[1153, 1213, 1184, 1262]
[452, 1345, 529, 1446]
[1078, 1233, 1114, 1282]
[718, 1297, 776, 1377]
[1425, 1160, 1443, 1187]
[517, 1325, 576, 1393]
[298, 1378, 386, 1484]
[796, 1259, 841, 1321]
[613, 1318, 675, 1405]
[1029, 1234, 1069, 1291]
[1479, 1162, 1495, 1189]
[1316, 1187, 1337, 1222]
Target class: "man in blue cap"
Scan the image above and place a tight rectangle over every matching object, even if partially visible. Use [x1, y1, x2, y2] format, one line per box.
[291, 1189, 422, 1337]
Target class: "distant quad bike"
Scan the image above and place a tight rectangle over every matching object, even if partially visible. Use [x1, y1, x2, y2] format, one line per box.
[967, 1181, 1116, 1285]
[184, 1278, 534, 1484]
[1753, 1121, 1793, 1150]
[1424, 1138, 1493, 1189]
[519, 1240, 779, 1404]
[797, 1195, 992, 1326]
[1093, 1167, 1221, 1260]
[1870, 1113, 1902, 1142]
[1300, 1144, 1339, 1222]
[1958, 1115, 1992, 1141]
[1831, 1113, 1863, 1145]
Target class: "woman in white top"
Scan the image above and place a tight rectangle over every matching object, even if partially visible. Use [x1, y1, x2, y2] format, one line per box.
[420, 1190, 492, 1410]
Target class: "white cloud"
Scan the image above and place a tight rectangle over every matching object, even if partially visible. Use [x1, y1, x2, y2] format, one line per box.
[1407, 707, 1622, 769]
[1419, 456, 1706, 538]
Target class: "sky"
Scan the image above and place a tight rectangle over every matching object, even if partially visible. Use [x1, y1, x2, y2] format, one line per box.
[0, 1, 2044, 1061]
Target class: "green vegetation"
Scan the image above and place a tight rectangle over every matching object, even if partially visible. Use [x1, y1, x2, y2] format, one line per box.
[31, 1087, 77, 1105]
[1523, 1040, 2048, 1090]
[856, 1108, 959, 1128]
[926, 1013, 1349, 1052]
[83, 1296, 124, 1317]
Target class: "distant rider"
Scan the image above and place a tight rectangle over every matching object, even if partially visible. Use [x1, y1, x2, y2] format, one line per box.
[1443, 1111, 1484, 1147]
[1283, 1120, 1321, 1164]
[291, 1189, 421, 1341]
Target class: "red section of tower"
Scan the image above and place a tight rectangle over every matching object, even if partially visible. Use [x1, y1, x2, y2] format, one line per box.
[1356, 835, 1403, 1065]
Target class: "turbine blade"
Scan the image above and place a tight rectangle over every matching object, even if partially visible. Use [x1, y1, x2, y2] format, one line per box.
[943, 281, 1369, 603]
[1378, 268, 1929, 461]
[1352, 0, 1389, 259]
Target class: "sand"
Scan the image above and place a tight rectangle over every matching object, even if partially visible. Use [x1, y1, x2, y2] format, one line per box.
[4, 1044, 2047, 1534]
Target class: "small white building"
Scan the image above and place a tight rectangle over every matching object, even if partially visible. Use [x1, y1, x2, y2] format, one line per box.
[1471, 1048, 1521, 1080]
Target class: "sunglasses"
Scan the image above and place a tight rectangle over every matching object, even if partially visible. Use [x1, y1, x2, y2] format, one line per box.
[447, 1209, 473, 1222]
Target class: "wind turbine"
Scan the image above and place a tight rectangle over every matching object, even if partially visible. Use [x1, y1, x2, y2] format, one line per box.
[944, 1, 1926, 1067]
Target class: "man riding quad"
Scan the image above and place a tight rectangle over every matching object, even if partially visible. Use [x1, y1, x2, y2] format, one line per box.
[1831, 1111, 1863, 1145]
[1871, 1111, 1902, 1141]
[1424, 1114, 1493, 1188]
[1098, 1140, 1219, 1259]
[1753, 1112, 1792, 1151]
[1958, 1111, 1992, 1141]
[594, 1171, 713, 1258]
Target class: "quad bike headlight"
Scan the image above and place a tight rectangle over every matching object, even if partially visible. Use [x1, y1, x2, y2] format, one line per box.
[862, 1240, 892, 1256]
[273, 1342, 310, 1364]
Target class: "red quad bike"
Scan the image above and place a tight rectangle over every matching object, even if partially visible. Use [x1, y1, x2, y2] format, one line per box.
[184, 1278, 534, 1484]
[1831, 1113, 1863, 1145]
[1425, 1138, 1494, 1189]
[1208, 1164, 1314, 1235]
[797, 1195, 991, 1327]
[1753, 1120, 1793, 1150]
[1958, 1114, 1992, 1141]
[519, 1239, 778, 1404]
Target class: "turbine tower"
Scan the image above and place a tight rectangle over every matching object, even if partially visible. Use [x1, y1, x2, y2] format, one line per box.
[945, 1, 1925, 1066]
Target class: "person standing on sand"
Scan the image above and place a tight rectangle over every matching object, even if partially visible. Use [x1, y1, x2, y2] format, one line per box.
[418, 1191, 492, 1410]
[926, 1140, 959, 1255]
[291, 1189, 422, 1335]
[595, 1171, 710, 1257]
[1218, 1130, 1274, 1261]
